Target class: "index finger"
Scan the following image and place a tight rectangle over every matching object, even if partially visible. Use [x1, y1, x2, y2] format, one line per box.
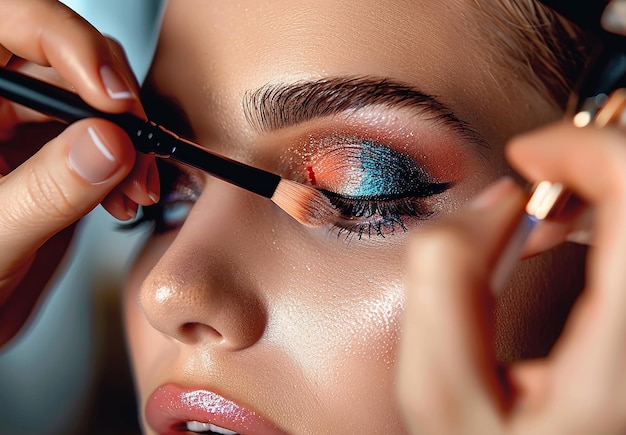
[0, 0, 138, 113]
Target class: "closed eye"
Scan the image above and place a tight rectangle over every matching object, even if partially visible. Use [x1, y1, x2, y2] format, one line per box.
[321, 181, 451, 240]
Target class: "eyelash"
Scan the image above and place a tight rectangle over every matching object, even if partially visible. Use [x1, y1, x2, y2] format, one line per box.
[123, 163, 448, 239]
[322, 186, 446, 240]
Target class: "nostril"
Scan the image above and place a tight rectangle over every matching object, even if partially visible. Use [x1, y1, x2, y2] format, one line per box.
[178, 322, 224, 344]
[138, 255, 268, 350]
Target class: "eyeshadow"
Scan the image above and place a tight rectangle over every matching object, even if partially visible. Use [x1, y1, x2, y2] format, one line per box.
[302, 136, 437, 199]
[350, 139, 430, 197]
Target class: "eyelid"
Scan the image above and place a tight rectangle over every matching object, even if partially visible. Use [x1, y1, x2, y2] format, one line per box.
[276, 113, 481, 188]
[268, 121, 468, 240]
[289, 133, 451, 197]
[327, 195, 441, 241]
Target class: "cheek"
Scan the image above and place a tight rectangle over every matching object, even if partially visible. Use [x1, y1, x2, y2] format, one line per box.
[263, 248, 406, 397]
[269, 280, 406, 427]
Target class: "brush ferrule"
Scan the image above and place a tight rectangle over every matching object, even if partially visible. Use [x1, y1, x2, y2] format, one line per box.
[132, 121, 179, 157]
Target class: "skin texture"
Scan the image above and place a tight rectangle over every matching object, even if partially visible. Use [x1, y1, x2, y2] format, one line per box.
[123, 1, 587, 433]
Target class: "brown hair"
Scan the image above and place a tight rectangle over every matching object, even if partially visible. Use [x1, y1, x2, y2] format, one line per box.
[472, 0, 597, 109]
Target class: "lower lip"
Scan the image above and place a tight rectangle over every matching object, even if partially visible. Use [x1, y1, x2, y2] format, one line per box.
[145, 384, 287, 434]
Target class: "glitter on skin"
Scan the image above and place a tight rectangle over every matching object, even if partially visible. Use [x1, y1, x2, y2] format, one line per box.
[301, 137, 433, 199]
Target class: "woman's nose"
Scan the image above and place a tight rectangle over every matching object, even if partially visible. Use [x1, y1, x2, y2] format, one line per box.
[137, 239, 268, 350]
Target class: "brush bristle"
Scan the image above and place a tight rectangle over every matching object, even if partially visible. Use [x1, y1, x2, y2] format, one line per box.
[271, 179, 337, 227]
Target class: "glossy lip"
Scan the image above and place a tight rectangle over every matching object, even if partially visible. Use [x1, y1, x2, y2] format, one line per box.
[146, 384, 288, 435]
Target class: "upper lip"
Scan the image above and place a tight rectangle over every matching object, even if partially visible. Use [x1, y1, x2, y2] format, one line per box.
[145, 383, 288, 435]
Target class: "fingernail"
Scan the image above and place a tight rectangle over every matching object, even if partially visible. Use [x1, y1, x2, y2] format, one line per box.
[100, 64, 134, 100]
[147, 160, 160, 204]
[126, 202, 138, 220]
[602, 0, 626, 34]
[68, 126, 119, 183]
[467, 177, 517, 211]
[565, 230, 593, 246]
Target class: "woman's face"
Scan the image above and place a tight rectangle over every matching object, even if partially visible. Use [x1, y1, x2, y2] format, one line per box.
[125, 1, 586, 433]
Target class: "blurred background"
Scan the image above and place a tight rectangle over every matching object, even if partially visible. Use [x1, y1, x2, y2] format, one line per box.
[0, 1, 166, 433]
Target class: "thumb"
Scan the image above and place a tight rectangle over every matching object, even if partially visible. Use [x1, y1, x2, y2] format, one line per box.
[0, 118, 135, 266]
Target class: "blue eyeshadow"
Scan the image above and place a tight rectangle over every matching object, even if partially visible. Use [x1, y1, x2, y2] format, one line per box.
[347, 139, 431, 198]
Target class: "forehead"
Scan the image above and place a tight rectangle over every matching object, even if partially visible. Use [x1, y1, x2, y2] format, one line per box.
[153, 0, 556, 146]
[160, 0, 486, 85]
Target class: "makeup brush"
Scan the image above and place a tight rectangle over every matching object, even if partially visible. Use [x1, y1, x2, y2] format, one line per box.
[0, 67, 336, 227]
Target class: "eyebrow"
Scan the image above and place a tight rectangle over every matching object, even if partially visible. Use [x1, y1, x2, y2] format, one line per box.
[243, 76, 486, 146]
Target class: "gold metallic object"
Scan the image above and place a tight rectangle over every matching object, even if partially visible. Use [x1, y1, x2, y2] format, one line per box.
[525, 181, 569, 220]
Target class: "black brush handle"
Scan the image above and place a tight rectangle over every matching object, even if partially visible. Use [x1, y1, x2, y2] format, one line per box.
[168, 136, 280, 197]
[0, 67, 281, 198]
[0, 67, 150, 140]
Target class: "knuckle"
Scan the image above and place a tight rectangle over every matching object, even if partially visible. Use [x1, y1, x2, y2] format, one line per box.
[23, 166, 80, 221]
[40, 2, 105, 49]
[596, 134, 626, 195]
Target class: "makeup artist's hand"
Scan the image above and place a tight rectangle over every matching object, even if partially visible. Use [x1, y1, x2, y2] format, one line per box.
[397, 122, 626, 435]
[0, 0, 159, 346]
